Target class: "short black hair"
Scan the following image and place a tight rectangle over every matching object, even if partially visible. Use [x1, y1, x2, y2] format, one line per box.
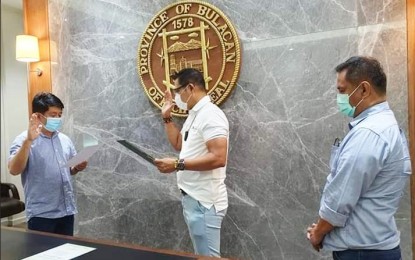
[335, 56, 387, 94]
[32, 92, 64, 114]
[171, 68, 206, 91]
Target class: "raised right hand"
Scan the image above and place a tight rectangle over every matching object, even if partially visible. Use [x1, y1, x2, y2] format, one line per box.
[161, 90, 175, 118]
[27, 113, 42, 141]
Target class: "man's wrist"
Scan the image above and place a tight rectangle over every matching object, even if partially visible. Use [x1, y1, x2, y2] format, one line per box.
[163, 117, 173, 124]
[174, 158, 185, 170]
[24, 138, 33, 145]
[314, 218, 333, 239]
[313, 226, 325, 241]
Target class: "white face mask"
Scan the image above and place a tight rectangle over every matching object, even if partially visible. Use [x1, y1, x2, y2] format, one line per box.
[175, 94, 188, 110]
[174, 88, 192, 111]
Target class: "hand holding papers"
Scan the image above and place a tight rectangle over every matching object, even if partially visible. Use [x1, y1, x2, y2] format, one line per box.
[117, 140, 155, 165]
[154, 157, 178, 174]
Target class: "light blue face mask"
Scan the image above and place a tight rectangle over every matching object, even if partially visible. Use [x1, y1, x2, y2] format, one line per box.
[45, 117, 62, 132]
[40, 114, 63, 132]
[336, 83, 364, 117]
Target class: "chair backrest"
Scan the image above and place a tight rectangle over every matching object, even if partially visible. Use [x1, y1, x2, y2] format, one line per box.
[1, 184, 10, 197]
[0, 182, 25, 219]
[1, 183, 20, 199]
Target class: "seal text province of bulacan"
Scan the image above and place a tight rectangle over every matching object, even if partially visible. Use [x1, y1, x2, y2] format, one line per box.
[138, 1, 241, 117]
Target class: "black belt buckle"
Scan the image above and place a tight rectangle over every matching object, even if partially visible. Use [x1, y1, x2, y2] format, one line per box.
[180, 189, 187, 196]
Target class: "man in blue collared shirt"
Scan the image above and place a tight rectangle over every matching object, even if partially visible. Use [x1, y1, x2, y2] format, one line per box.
[307, 56, 411, 260]
[8, 92, 87, 236]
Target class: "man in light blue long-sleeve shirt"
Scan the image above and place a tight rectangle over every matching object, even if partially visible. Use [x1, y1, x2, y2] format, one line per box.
[307, 56, 411, 260]
[8, 92, 88, 236]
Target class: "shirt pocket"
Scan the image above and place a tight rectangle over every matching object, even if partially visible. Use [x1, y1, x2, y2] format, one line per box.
[187, 124, 203, 142]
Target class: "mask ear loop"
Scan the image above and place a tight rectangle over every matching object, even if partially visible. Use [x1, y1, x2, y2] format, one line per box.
[348, 82, 363, 97]
[351, 81, 368, 109]
[354, 97, 365, 109]
[185, 92, 193, 104]
[184, 84, 194, 104]
[36, 113, 46, 129]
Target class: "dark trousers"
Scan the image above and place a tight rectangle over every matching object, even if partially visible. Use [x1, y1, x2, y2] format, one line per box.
[333, 246, 401, 260]
[28, 215, 74, 236]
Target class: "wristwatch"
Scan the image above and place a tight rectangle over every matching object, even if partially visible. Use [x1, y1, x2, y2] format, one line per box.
[174, 159, 185, 171]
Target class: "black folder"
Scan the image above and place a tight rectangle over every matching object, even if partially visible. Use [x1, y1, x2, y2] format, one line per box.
[117, 140, 155, 165]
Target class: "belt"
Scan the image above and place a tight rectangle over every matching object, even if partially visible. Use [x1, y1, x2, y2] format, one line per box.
[180, 189, 187, 196]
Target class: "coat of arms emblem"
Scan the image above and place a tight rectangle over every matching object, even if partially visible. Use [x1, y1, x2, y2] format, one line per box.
[137, 1, 241, 116]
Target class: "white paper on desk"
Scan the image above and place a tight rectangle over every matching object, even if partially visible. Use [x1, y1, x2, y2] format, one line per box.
[64, 144, 101, 168]
[21, 243, 96, 260]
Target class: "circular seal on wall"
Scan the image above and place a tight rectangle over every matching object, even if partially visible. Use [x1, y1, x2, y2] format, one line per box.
[137, 0, 241, 117]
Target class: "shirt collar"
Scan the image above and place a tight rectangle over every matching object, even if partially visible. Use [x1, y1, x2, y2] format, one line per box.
[349, 101, 390, 129]
[190, 95, 211, 114]
[40, 131, 59, 139]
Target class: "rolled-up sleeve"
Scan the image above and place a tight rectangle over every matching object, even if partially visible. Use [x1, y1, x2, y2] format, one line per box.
[319, 128, 388, 227]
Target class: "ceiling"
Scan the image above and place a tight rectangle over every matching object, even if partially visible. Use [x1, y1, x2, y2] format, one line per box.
[1, 0, 23, 10]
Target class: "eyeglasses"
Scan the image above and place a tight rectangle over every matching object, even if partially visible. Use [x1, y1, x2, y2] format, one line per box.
[172, 84, 189, 95]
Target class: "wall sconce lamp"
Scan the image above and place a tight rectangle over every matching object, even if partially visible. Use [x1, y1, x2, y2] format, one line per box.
[16, 35, 42, 76]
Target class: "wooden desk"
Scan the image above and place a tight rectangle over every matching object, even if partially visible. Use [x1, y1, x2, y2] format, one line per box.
[1, 227, 223, 260]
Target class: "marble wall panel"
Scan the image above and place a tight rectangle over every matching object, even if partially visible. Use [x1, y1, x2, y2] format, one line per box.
[48, 0, 411, 259]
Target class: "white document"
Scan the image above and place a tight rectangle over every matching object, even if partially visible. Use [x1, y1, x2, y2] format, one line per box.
[64, 144, 101, 168]
[22, 243, 96, 260]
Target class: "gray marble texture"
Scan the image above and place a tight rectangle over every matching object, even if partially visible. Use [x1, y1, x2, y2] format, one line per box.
[48, 0, 411, 259]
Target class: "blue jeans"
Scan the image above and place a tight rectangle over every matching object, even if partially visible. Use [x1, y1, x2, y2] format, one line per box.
[181, 194, 226, 257]
[28, 215, 74, 236]
[333, 246, 401, 260]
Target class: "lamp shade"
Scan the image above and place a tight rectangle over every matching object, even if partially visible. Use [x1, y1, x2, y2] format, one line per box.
[16, 35, 40, 62]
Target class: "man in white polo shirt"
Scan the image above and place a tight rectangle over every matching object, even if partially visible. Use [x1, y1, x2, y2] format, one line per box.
[154, 68, 229, 257]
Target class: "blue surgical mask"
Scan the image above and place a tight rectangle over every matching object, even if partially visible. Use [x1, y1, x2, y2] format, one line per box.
[45, 117, 62, 132]
[337, 83, 364, 117]
[40, 114, 62, 132]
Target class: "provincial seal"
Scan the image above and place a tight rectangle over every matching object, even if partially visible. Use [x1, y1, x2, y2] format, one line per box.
[137, 0, 241, 116]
